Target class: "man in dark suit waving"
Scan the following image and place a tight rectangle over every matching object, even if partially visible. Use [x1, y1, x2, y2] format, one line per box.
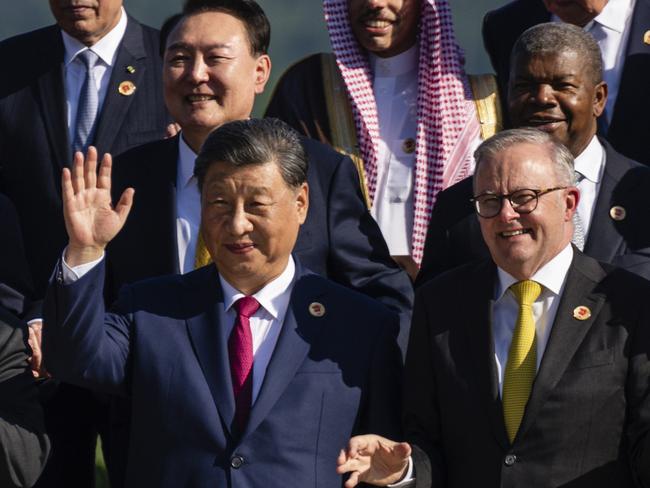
[337, 128, 650, 487]
[417, 23, 650, 286]
[44, 118, 402, 487]
[0, 1, 169, 485]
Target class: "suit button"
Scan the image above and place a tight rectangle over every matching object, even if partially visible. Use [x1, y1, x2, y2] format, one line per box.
[230, 455, 244, 469]
[504, 454, 517, 466]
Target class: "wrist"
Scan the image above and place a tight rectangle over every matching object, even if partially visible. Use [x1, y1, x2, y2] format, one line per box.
[65, 243, 105, 267]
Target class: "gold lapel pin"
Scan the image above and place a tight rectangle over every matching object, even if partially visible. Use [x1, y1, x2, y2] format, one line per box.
[609, 205, 626, 221]
[573, 305, 591, 321]
[126, 65, 136, 74]
[308, 302, 326, 317]
[644, 30, 650, 45]
[118, 81, 136, 96]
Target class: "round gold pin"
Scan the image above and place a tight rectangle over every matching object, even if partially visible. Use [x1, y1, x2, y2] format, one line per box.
[308, 302, 326, 317]
[609, 205, 626, 221]
[402, 138, 416, 154]
[573, 306, 591, 321]
[644, 30, 650, 45]
[118, 80, 136, 96]
[126, 65, 136, 74]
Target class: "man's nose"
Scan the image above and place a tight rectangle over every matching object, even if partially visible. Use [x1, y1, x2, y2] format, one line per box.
[187, 57, 210, 84]
[228, 206, 254, 236]
[530, 84, 556, 106]
[497, 197, 521, 223]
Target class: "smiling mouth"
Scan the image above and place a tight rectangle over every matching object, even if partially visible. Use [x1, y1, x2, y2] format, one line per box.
[526, 117, 565, 129]
[186, 94, 216, 103]
[500, 229, 531, 238]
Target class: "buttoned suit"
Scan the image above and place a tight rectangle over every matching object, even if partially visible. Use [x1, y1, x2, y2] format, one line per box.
[0, 15, 169, 487]
[43, 259, 402, 488]
[417, 140, 650, 286]
[482, 0, 650, 165]
[406, 250, 650, 487]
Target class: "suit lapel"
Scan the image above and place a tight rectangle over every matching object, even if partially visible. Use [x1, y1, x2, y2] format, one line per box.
[584, 141, 626, 262]
[517, 252, 606, 440]
[464, 261, 510, 450]
[36, 28, 70, 172]
[93, 17, 147, 153]
[183, 266, 236, 437]
[243, 269, 326, 438]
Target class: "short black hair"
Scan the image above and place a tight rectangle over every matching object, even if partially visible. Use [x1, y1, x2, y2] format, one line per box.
[511, 22, 603, 85]
[159, 13, 183, 57]
[195, 118, 308, 192]
[169, 0, 271, 55]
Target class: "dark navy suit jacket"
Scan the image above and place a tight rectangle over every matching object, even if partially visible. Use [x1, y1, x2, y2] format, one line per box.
[43, 259, 402, 488]
[482, 0, 650, 165]
[0, 16, 169, 304]
[417, 139, 650, 287]
[107, 135, 414, 344]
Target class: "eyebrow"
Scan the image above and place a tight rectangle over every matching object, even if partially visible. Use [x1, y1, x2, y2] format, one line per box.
[166, 42, 233, 52]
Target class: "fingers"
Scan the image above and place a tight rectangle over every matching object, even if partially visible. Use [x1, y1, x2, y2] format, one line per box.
[70, 150, 86, 195]
[115, 187, 135, 223]
[344, 471, 361, 488]
[97, 151, 113, 191]
[85, 147, 98, 190]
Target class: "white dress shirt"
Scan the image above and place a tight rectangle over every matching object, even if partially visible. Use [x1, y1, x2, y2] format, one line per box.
[492, 244, 573, 394]
[553, 0, 635, 123]
[369, 45, 419, 256]
[219, 257, 295, 402]
[574, 135, 606, 236]
[62, 7, 128, 145]
[61, 253, 297, 404]
[176, 135, 201, 274]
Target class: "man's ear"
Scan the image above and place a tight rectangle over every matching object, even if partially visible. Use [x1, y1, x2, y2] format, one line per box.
[565, 186, 580, 221]
[593, 80, 608, 118]
[254, 54, 271, 94]
[296, 182, 309, 225]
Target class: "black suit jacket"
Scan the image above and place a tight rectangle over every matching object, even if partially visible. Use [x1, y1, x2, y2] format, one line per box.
[482, 0, 650, 165]
[108, 135, 414, 342]
[0, 16, 169, 304]
[417, 139, 650, 286]
[0, 307, 49, 488]
[406, 251, 650, 487]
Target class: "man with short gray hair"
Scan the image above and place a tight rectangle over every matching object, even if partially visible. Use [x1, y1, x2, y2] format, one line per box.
[337, 127, 650, 488]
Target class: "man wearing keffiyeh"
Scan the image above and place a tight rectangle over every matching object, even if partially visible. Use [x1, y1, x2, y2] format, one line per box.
[266, 0, 502, 279]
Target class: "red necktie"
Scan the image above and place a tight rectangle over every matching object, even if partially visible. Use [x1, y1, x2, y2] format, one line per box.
[228, 296, 260, 432]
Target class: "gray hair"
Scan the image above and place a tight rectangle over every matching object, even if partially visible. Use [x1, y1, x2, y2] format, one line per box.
[194, 118, 307, 191]
[511, 22, 603, 85]
[473, 128, 575, 188]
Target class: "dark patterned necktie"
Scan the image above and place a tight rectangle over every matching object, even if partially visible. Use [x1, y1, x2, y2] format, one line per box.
[72, 49, 99, 154]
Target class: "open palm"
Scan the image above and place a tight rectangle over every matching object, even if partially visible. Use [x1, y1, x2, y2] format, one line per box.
[62, 147, 133, 265]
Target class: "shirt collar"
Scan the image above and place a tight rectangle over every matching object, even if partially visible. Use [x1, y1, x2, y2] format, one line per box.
[369, 44, 419, 78]
[220, 256, 296, 320]
[62, 7, 128, 67]
[178, 132, 198, 188]
[574, 135, 605, 184]
[586, 0, 635, 33]
[495, 244, 573, 301]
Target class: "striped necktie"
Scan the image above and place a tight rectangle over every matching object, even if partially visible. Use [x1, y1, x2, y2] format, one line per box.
[72, 49, 100, 154]
[503, 280, 542, 443]
[572, 172, 586, 251]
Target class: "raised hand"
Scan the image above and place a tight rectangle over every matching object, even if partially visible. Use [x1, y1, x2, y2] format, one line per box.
[62, 147, 134, 267]
[336, 434, 412, 487]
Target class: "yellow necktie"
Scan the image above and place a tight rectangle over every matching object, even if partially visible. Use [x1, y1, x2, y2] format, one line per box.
[194, 231, 213, 269]
[502, 280, 542, 443]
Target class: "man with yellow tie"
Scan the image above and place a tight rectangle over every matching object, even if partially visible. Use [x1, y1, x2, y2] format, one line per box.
[336, 128, 650, 488]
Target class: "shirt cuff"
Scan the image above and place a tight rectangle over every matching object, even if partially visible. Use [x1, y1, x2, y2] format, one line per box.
[388, 456, 414, 487]
[61, 248, 105, 284]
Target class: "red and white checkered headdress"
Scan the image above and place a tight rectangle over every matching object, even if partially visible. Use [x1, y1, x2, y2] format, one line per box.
[323, 0, 478, 263]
